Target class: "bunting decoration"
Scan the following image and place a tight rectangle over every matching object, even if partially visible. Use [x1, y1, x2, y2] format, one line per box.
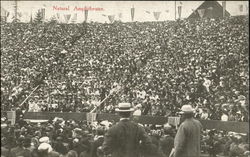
[84, 10, 88, 22]
[153, 11, 161, 21]
[177, 6, 182, 19]
[131, 7, 135, 21]
[108, 15, 115, 23]
[197, 9, 205, 18]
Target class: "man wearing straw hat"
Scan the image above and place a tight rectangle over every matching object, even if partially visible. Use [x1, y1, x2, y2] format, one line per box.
[102, 103, 152, 157]
[170, 105, 203, 157]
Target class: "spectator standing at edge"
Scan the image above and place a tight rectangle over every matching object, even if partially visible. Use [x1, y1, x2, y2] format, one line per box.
[102, 103, 153, 157]
[171, 105, 203, 157]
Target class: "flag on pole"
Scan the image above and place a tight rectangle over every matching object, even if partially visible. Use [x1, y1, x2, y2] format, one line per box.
[108, 15, 115, 23]
[84, 10, 88, 22]
[64, 14, 71, 23]
[153, 11, 161, 21]
[177, 6, 182, 19]
[131, 6, 135, 21]
[197, 9, 205, 18]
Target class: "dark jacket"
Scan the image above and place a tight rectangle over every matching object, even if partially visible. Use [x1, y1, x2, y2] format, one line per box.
[103, 119, 152, 157]
[159, 135, 174, 157]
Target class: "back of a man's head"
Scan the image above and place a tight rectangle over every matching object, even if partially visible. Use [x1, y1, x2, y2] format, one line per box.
[119, 112, 131, 118]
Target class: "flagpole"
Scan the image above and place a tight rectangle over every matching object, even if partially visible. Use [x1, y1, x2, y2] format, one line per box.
[19, 85, 40, 107]
[175, 1, 176, 20]
[14, 0, 18, 22]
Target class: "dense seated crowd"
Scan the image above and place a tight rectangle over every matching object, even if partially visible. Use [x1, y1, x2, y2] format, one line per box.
[1, 116, 249, 157]
[1, 16, 249, 121]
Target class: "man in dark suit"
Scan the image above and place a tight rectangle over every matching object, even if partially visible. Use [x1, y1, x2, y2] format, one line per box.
[102, 103, 152, 157]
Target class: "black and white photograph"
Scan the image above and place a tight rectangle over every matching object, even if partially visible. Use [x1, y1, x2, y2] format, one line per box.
[1, 1, 249, 157]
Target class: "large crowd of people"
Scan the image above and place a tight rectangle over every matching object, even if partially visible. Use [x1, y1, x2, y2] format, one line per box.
[1, 115, 249, 157]
[1, 15, 249, 122]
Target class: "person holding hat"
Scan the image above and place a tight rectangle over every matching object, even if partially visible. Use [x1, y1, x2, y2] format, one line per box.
[170, 105, 203, 157]
[102, 103, 152, 157]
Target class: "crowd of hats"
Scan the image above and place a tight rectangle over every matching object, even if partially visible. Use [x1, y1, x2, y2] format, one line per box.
[1, 116, 249, 157]
[1, 16, 248, 121]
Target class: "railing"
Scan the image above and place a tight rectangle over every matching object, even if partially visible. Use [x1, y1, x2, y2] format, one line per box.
[22, 112, 249, 133]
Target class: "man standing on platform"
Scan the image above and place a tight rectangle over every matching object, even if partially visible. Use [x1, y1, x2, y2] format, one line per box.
[171, 105, 203, 157]
[102, 103, 153, 157]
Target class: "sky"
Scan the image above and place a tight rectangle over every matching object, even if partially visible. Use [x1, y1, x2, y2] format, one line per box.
[1, 1, 249, 23]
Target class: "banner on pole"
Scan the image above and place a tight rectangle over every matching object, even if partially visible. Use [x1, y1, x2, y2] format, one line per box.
[177, 6, 182, 19]
[84, 10, 88, 22]
[131, 7, 135, 21]
[108, 15, 115, 23]
[64, 14, 71, 23]
[153, 11, 161, 21]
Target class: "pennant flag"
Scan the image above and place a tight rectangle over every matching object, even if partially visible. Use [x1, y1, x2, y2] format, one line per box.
[197, 9, 205, 18]
[239, 4, 243, 12]
[177, 6, 182, 19]
[145, 10, 151, 14]
[108, 15, 115, 23]
[153, 11, 161, 21]
[64, 14, 71, 23]
[71, 13, 77, 23]
[84, 10, 88, 22]
[131, 7, 135, 21]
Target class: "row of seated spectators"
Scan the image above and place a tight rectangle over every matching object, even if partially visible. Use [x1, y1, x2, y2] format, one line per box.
[1, 16, 249, 121]
[1, 116, 249, 157]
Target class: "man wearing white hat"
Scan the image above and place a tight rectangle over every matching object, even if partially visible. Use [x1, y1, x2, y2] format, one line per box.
[170, 105, 203, 157]
[102, 103, 152, 157]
